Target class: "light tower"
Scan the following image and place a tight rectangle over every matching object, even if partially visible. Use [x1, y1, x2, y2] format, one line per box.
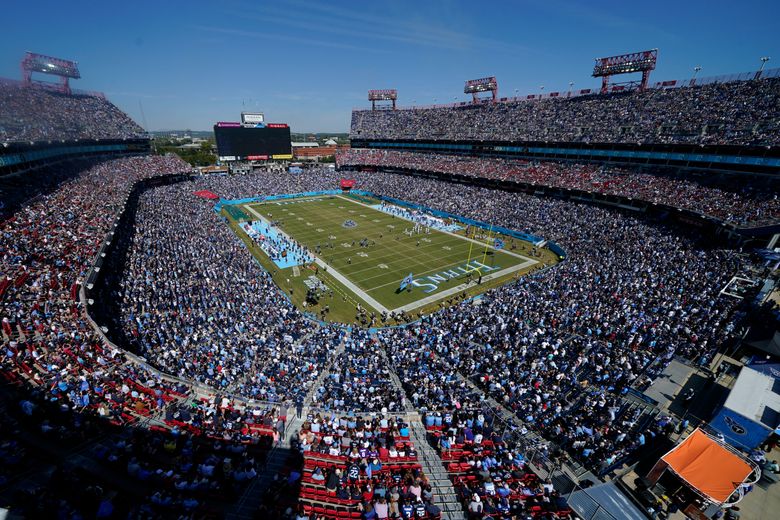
[592, 49, 658, 93]
[690, 66, 702, 86]
[756, 56, 771, 79]
[464, 77, 498, 104]
[20, 52, 81, 94]
[368, 89, 397, 110]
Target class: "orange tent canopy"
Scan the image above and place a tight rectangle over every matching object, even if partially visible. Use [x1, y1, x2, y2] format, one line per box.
[661, 429, 753, 503]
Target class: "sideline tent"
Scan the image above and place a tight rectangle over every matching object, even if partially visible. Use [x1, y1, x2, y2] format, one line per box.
[647, 428, 755, 504]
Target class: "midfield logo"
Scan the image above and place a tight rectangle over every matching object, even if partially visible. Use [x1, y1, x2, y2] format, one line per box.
[411, 260, 499, 293]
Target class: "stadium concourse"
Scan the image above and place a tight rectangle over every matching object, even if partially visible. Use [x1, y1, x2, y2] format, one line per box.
[0, 74, 777, 520]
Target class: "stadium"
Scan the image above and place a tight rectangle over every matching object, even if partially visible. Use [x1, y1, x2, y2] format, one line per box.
[1, 8, 780, 520]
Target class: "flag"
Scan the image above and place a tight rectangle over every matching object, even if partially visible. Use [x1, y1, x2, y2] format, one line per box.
[494, 238, 505, 250]
[399, 273, 414, 291]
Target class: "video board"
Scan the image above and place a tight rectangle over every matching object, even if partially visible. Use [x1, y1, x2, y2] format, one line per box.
[213, 122, 291, 160]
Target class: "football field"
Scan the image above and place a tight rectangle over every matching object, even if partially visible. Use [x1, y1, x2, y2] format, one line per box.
[225, 193, 558, 324]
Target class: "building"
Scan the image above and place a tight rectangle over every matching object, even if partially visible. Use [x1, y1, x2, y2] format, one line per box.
[292, 143, 349, 161]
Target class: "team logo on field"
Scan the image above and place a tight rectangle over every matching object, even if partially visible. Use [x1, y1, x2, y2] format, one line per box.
[342, 220, 358, 228]
[411, 260, 500, 294]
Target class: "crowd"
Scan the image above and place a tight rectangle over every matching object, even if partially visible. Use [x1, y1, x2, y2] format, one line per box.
[311, 331, 406, 413]
[295, 413, 442, 519]
[243, 221, 314, 266]
[423, 409, 574, 518]
[0, 82, 146, 142]
[0, 153, 760, 517]
[350, 77, 780, 146]
[337, 149, 780, 226]
[1, 156, 188, 424]
[110, 180, 347, 402]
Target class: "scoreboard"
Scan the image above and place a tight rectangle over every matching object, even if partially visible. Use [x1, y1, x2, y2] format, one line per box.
[214, 122, 292, 161]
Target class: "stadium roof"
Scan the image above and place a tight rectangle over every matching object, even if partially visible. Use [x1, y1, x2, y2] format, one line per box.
[661, 429, 753, 504]
[724, 365, 780, 430]
[567, 482, 647, 520]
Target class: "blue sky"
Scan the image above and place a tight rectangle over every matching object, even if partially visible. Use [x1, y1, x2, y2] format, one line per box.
[1, 0, 777, 132]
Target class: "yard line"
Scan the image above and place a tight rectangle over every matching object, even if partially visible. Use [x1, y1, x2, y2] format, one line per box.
[335, 195, 536, 263]
[263, 201, 468, 276]
[242, 195, 544, 315]
[242, 203, 390, 314]
[329, 195, 537, 286]
[390, 260, 537, 314]
[325, 234, 472, 275]
[364, 254, 500, 293]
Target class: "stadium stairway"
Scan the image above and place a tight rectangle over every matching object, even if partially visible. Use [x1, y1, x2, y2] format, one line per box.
[227, 416, 306, 519]
[226, 334, 349, 518]
[456, 358, 602, 485]
[376, 335, 465, 518]
[409, 421, 467, 519]
[227, 445, 297, 519]
[303, 333, 347, 409]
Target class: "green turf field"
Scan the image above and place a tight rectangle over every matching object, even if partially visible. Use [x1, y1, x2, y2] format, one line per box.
[224, 193, 559, 326]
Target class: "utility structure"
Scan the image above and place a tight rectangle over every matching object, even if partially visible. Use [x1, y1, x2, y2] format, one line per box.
[464, 77, 498, 104]
[755, 57, 771, 80]
[592, 49, 657, 93]
[368, 89, 397, 110]
[21, 52, 81, 95]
